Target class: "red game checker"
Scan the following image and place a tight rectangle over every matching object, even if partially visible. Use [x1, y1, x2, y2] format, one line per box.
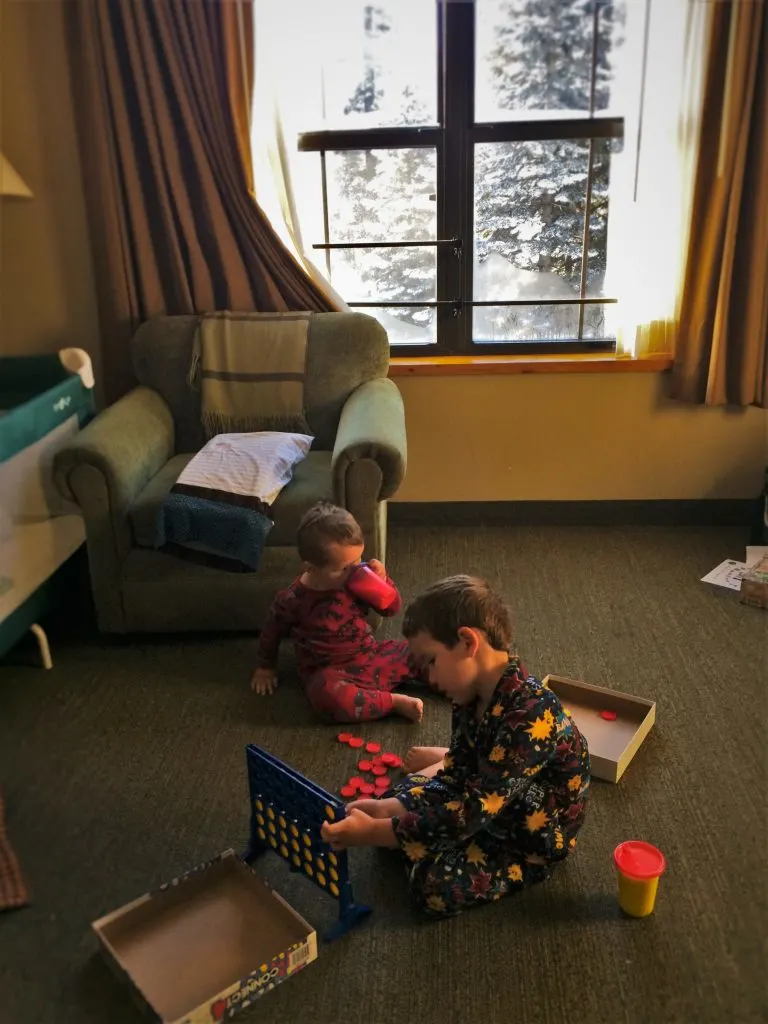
[340, 786, 356, 799]
[371, 764, 387, 776]
[365, 742, 381, 754]
[600, 710, 618, 721]
[381, 753, 403, 768]
[337, 733, 352, 743]
[357, 759, 373, 772]
[348, 776, 365, 789]
[359, 783, 375, 795]
[374, 776, 390, 789]
[348, 737, 365, 748]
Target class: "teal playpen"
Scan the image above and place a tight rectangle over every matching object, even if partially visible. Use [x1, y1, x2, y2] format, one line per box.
[0, 350, 95, 666]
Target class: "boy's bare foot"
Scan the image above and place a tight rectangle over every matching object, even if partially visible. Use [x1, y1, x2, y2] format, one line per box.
[392, 694, 424, 722]
[404, 746, 450, 774]
[345, 796, 405, 819]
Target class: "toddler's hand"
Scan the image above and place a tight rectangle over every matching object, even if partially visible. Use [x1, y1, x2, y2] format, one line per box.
[367, 558, 387, 579]
[251, 667, 277, 695]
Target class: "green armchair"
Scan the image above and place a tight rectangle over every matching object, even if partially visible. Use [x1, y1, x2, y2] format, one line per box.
[52, 313, 407, 633]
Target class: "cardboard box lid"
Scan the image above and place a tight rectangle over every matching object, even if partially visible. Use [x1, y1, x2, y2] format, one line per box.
[93, 851, 316, 1023]
[542, 675, 656, 782]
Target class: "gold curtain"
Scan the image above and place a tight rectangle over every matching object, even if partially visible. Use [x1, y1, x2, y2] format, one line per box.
[68, 0, 337, 401]
[671, 0, 768, 407]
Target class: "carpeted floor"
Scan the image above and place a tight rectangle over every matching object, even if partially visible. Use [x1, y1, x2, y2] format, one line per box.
[0, 525, 765, 1024]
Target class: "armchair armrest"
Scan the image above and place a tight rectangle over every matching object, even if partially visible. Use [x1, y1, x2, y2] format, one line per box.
[52, 386, 174, 632]
[332, 378, 407, 506]
[54, 386, 174, 515]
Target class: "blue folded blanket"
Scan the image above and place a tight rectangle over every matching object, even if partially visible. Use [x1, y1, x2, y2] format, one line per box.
[155, 489, 273, 572]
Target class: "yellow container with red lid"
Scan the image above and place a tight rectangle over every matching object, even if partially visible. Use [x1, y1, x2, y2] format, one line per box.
[613, 841, 666, 917]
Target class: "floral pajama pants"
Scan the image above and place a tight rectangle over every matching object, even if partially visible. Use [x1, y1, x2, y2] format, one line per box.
[390, 775, 552, 919]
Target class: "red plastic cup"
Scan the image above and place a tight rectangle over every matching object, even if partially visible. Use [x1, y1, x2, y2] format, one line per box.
[346, 564, 399, 613]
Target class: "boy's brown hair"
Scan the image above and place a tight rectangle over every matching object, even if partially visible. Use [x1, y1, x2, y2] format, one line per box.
[403, 575, 512, 651]
[297, 502, 364, 566]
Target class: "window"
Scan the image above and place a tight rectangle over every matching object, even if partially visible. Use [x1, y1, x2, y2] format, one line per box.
[295, 0, 638, 355]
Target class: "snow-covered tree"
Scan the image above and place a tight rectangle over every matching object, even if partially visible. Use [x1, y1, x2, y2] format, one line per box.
[475, 0, 624, 339]
[333, 8, 435, 328]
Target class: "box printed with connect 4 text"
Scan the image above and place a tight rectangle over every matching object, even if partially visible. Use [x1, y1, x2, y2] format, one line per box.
[91, 850, 317, 1023]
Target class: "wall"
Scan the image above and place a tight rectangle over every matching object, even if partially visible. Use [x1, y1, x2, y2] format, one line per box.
[0, 0, 101, 393]
[395, 372, 767, 501]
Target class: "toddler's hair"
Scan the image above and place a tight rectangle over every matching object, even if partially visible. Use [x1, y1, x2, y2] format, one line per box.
[297, 502, 364, 566]
[403, 575, 511, 651]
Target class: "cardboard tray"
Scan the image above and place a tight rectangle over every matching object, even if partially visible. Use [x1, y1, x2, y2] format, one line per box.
[92, 850, 317, 1024]
[542, 675, 656, 783]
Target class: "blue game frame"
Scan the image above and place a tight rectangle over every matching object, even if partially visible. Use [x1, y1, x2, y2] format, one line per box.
[243, 744, 372, 941]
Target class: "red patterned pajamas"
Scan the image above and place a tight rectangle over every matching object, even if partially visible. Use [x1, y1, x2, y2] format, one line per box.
[256, 577, 422, 722]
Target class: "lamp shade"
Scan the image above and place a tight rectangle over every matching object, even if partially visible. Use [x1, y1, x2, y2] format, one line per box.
[0, 153, 33, 197]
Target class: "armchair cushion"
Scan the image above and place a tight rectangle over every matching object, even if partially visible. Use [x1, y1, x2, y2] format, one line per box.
[129, 454, 193, 548]
[266, 451, 334, 546]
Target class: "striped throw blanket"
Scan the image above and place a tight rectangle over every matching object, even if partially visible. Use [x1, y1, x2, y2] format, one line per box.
[189, 311, 312, 437]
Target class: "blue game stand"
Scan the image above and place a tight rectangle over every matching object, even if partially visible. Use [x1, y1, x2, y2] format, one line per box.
[243, 744, 372, 941]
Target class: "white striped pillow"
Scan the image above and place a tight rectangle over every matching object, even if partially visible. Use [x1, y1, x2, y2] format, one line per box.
[176, 431, 314, 506]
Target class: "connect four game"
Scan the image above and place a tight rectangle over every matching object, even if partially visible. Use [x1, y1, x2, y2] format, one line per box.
[243, 744, 372, 941]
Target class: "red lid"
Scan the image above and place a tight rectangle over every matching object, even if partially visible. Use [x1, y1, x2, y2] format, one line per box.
[613, 841, 666, 880]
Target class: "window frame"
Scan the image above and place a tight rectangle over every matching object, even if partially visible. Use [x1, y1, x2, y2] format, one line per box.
[297, 0, 624, 356]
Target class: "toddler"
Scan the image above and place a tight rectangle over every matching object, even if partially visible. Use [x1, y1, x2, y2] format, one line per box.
[251, 502, 424, 723]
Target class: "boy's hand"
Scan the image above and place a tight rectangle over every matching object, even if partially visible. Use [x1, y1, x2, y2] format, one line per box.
[251, 667, 277, 695]
[367, 558, 387, 579]
[346, 797, 406, 819]
[321, 808, 377, 850]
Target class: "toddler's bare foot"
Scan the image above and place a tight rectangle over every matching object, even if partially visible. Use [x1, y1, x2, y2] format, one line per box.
[392, 694, 423, 722]
[404, 745, 450, 774]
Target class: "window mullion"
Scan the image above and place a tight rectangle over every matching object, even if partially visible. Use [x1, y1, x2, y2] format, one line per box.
[578, 0, 602, 340]
[439, 0, 475, 354]
[319, 151, 331, 280]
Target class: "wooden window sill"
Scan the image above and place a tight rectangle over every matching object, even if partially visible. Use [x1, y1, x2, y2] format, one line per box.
[388, 354, 674, 377]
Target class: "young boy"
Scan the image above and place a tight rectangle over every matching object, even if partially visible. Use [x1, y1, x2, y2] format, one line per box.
[321, 575, 590, 918]
[251, 502, 424, 723]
